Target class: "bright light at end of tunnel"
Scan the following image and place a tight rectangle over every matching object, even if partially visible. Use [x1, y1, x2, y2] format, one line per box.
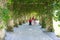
[31, 12, 37, 17]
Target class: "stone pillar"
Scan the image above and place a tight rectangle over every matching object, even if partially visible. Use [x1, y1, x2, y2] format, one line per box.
[45, 15, 53, 32]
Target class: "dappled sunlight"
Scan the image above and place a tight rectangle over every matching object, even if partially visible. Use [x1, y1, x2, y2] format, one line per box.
[53, 10, 60, 36]
[53, 19, 60, 35]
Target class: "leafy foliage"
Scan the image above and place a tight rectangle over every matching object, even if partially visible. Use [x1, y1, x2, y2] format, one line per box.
[0, 0, 59, 31]
[0, 6, 10, 29]
[0, 8, 10, 22]
[56, 11, 60, 21]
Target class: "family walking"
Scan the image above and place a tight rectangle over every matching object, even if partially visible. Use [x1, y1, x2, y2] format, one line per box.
[29, 16, 36, 25]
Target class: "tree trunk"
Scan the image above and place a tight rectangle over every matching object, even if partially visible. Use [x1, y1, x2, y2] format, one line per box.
[46, 15, 53, 32]
[0, 21, 5, 40]
[6, 19, 14, 32]
[40, 15, 46, 28]
[0, 29, 5, 40]
[14, 18, 19, 27]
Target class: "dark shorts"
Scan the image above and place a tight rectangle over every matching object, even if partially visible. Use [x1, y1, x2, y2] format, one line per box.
[29, 22, 32, 25]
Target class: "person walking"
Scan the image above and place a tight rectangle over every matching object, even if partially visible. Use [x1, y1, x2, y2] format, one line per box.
[29, 18, 32, 25]
[32, 16, 35, 25]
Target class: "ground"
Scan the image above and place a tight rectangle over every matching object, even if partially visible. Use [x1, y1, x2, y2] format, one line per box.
[5, 22, 60, 40]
